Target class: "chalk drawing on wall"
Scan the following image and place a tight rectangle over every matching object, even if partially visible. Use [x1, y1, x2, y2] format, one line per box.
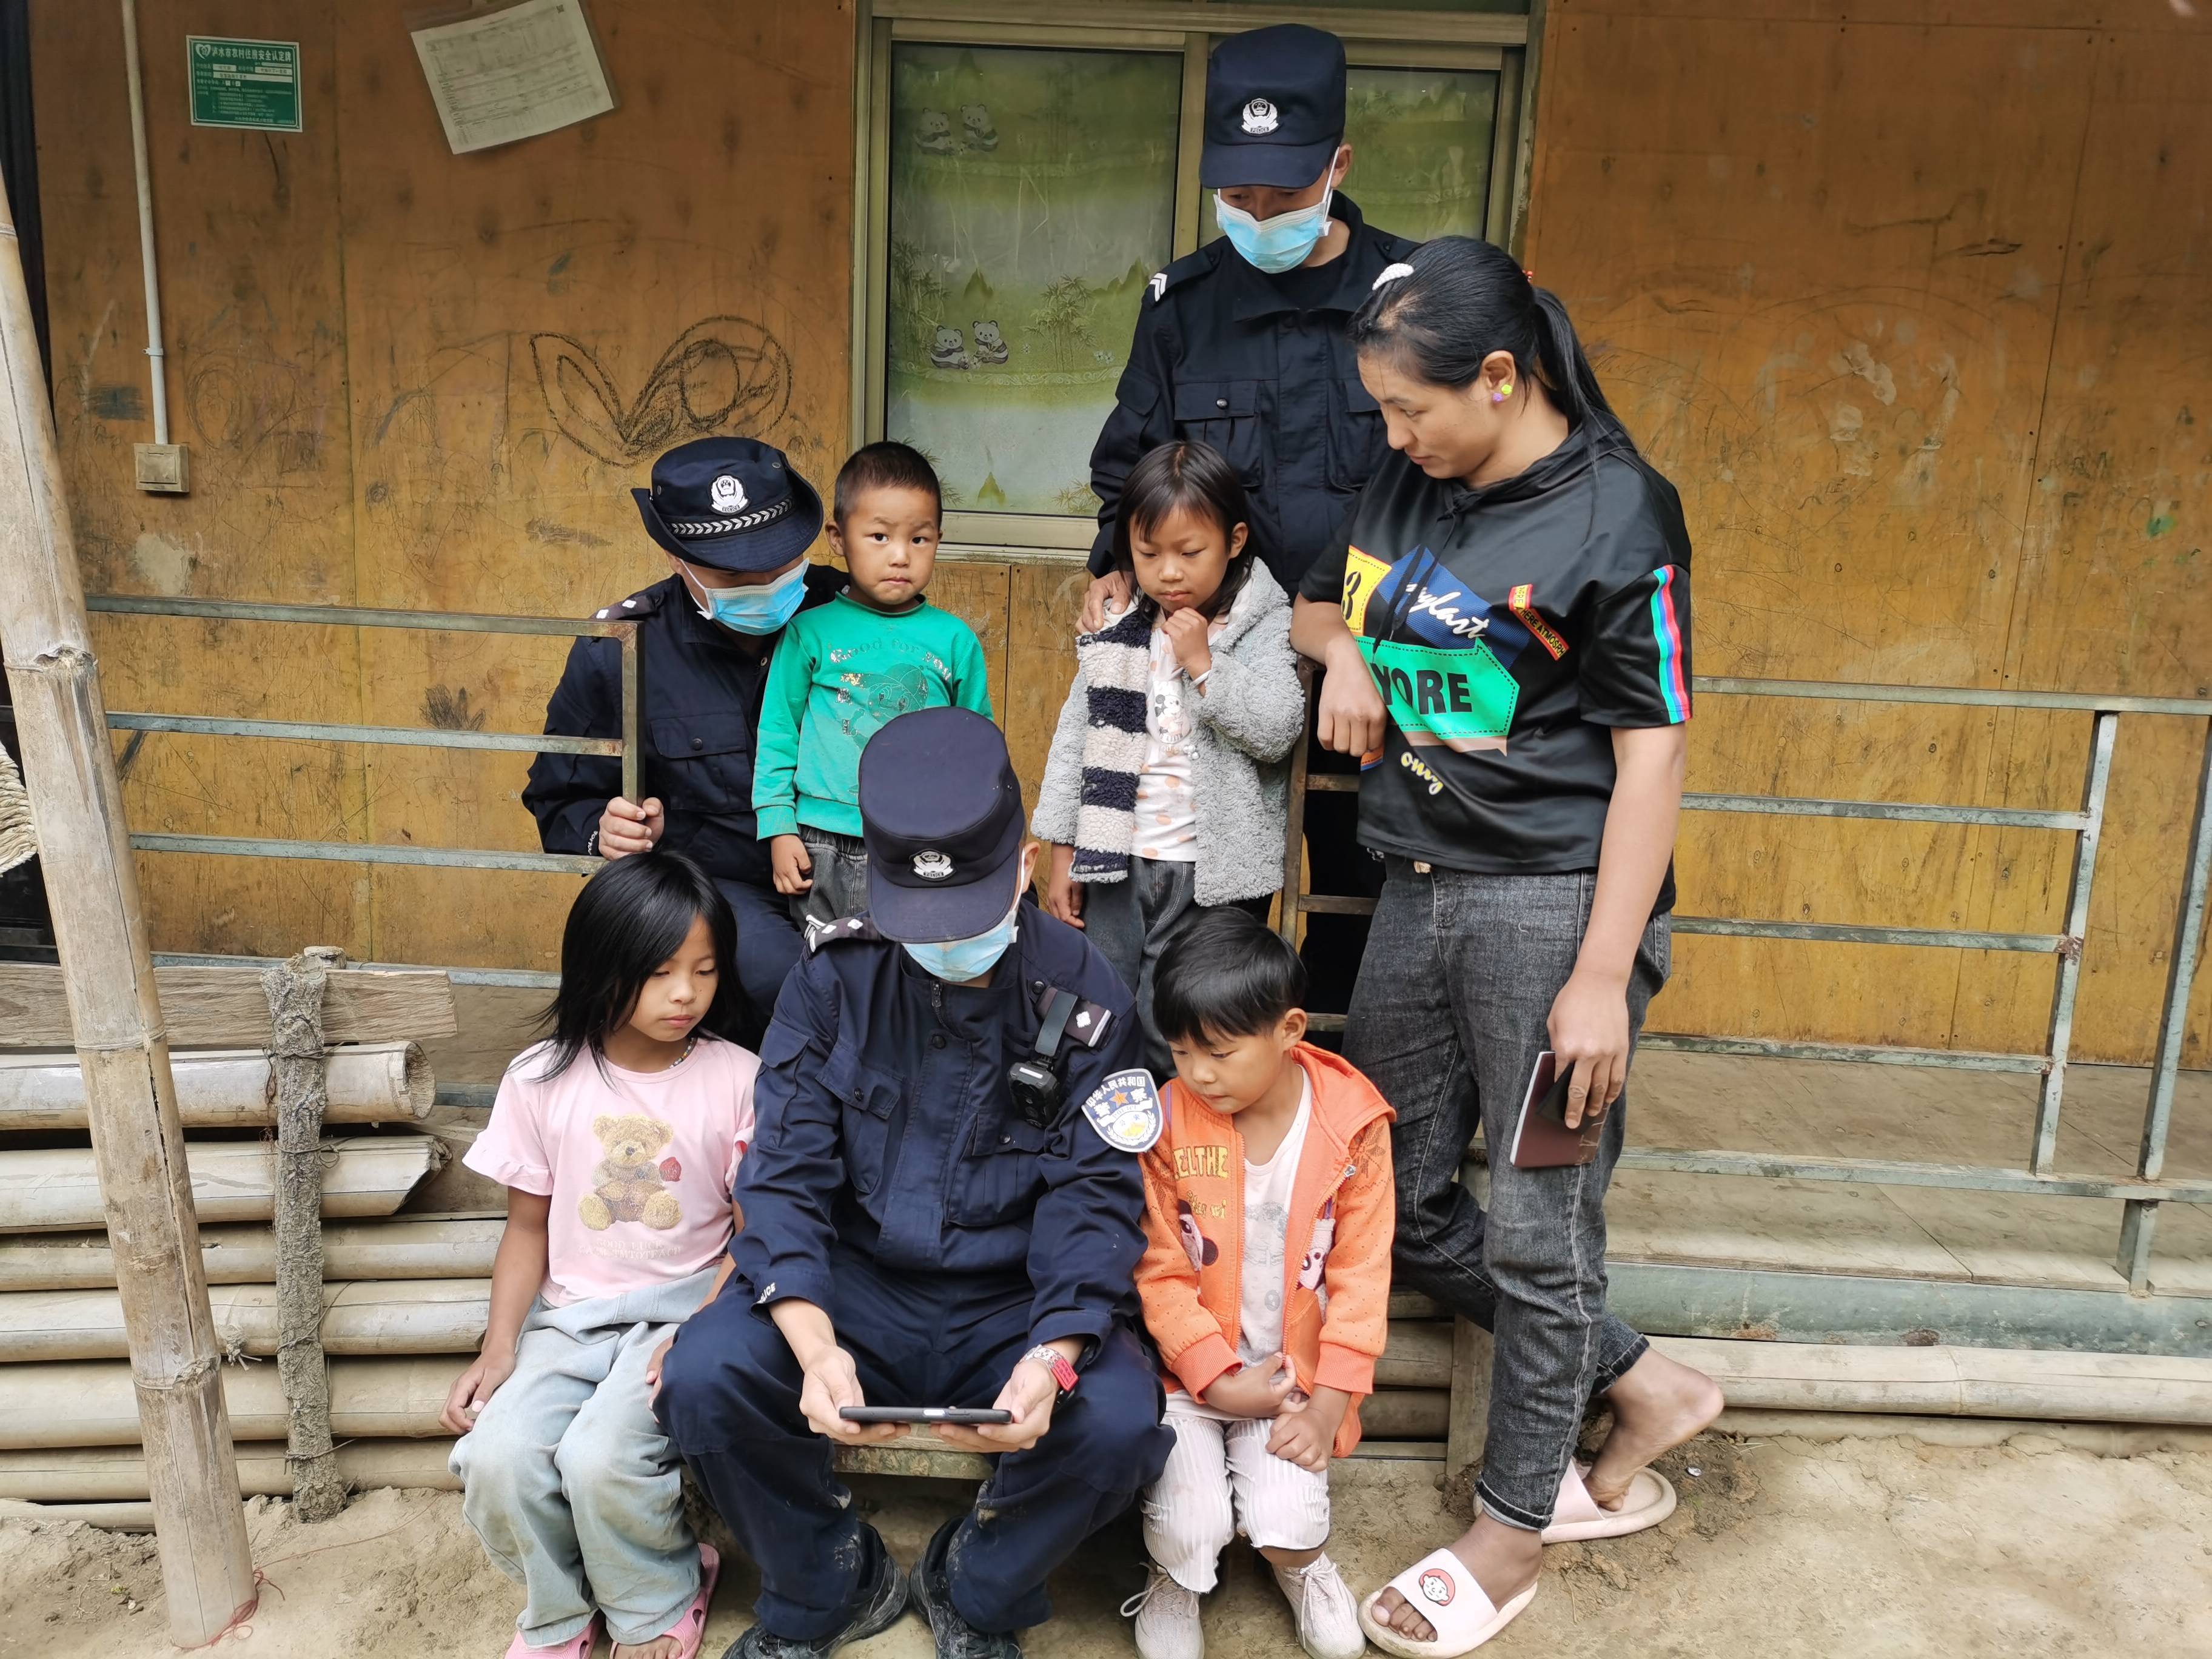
[529, 315, 794, 466]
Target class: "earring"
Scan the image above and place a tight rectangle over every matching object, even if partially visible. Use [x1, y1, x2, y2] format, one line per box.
[1493, 381, 1514, 404]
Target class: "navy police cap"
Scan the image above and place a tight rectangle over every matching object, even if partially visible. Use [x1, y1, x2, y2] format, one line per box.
[859, 708, 1027, 943]
[1201, 24, 1346, 190]
[631, 436, 825, 573]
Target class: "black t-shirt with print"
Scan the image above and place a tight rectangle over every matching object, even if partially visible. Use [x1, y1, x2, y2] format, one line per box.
[1299, 430, 1694, 896]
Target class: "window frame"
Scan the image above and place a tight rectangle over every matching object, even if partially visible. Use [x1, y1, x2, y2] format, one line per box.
[850, 0, 1534, 559]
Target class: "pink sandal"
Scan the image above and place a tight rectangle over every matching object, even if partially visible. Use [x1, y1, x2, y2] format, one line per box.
[505, 1615, 599, 1658]
[655, 1543, 721, 1659]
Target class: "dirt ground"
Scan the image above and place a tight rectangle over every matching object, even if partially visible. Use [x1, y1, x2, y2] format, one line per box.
[3, 1430, 2208, 1658]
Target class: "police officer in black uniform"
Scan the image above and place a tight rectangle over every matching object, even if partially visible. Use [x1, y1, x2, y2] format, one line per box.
[524, 437, 843, 1017]
[1084, 24, 1417, 1019]
[656, 707, 1173, 1659]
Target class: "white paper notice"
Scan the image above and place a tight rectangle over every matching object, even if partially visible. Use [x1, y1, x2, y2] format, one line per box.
[411, 0, 615, 155]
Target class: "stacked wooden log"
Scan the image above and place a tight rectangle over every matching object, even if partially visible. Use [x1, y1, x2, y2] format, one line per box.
[0, 960, 469, 1509]
[0, 957, 1462, 1512]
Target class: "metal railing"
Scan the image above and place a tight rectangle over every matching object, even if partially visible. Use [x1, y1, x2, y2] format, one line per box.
[26, 597, 2212, 1295]
[1278, 674, 2212, 1295]
[80, 594, 642, 876]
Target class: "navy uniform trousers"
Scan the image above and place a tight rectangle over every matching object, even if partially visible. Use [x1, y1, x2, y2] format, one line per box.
[657, 1248, 1170, 1639]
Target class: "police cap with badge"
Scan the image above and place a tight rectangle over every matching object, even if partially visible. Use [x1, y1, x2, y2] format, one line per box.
[1200, 22, 1346, 189]
[843, 707, 1164, 1155]
[631, 436, 824, 573]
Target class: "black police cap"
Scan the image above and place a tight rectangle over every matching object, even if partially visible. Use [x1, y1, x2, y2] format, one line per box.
[858, 708, 1027, 943]
[631, 436, 825, 573]
[1200, 24, 1346, 190]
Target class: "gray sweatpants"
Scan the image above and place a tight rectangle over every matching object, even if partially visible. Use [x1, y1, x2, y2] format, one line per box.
[1081, 856, 1273, 1077]
[449, 1270, 715, 1648]
[791, 826, 872, 929]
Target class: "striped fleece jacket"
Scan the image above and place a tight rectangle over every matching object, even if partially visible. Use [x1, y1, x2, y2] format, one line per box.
[1031, 563, 1305, 908]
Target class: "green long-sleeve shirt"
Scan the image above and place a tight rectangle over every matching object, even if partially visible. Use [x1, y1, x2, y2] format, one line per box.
[753, 592, 994, 839]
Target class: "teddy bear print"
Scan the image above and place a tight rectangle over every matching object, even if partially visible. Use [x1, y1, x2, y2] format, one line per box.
[962, 103, 999, 149]
[578, 1113, 683, 1232]
[930, 326, 972, 370]
[1176, 1199, 1218, 1270]
[972, 320, 1009, 364]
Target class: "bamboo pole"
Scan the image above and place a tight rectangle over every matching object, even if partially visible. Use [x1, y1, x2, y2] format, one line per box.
[0, 1136, 447, 1232]
[0, 1042, 432, 1129]
[0, 1216, 506, 1292]
[0, 1278, 495, 1363]
[0, 1438, 460, 1504]
[0, 1356, 472, 1449]
[0, 167, 255, 1641]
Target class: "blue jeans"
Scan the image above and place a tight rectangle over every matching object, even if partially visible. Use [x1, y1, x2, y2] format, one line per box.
[1344, 863, 1668, 1531]
[450, 1271, 716, 1647]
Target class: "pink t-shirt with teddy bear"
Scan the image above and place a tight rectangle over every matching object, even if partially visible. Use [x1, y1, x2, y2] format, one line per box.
[464, 1034, 759, 1307]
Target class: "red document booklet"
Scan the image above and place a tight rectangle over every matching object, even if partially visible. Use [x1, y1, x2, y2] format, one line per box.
[1508, 1050, 1603, 1170]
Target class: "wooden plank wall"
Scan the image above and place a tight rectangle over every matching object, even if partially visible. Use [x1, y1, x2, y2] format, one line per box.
[25, 0, 2209, 1065]
[1526, 0, 2211, 1064]
[30, 0, 860, 972]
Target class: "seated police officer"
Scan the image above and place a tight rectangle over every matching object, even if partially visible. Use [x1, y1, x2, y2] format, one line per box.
[657, 706, 1174, 1659]
[524, 436, 843, 1017]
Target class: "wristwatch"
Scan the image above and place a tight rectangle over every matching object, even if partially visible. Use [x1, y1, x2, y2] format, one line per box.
[1021, 1344, 1080, 1397]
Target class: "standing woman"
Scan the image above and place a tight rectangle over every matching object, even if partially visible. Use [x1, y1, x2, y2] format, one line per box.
[1288, 238, 1723, 1655]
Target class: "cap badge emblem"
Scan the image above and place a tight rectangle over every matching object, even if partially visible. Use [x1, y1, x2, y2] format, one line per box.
[709, 474, 748, 515]
[1241, 97, 1279, 135]
[913, 850, 954, 881]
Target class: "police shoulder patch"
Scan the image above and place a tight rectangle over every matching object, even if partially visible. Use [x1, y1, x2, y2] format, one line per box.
[1079, 1068, 1164, 1154]
[803, 914, 880, 954]
[593, 585, 665, 622]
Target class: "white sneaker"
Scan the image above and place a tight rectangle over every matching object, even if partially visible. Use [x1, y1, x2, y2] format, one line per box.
[1122, 1564, 1204, 1659]
[1273, 1554, 1364, 1659]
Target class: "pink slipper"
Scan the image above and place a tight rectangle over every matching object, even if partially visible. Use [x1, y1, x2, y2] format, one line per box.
[1541, 1459, 1677, 1543]
[506, 1615, 599, 1658]
[1357, 1547, 1536, 1657]
[655, 1543, 720, 1659]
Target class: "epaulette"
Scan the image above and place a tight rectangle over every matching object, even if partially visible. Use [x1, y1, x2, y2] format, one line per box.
[1144, 244, 1221, 307]
[803, 914, 881, 954]
[591, 586, 665, 623]
[1028, 980, 1115, 1048]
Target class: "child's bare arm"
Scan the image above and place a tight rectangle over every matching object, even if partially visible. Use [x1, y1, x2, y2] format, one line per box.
[439, 1190, 550, 1432]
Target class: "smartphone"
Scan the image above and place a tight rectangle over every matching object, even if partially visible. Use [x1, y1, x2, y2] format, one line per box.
[838, 1406, 1014, 1426]
[1509, 1050, 1601, 1170]
[1534, 1061, 1577, 1128]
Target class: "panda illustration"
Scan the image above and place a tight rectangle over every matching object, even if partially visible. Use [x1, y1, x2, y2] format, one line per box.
[972, 320, 1009, 364]
[928, 326, 971, 370]
[916, 109, 957, 153]
[1176, 1200, 1218, 1270]
[1298, 1198, 1335, 1290]
[962, 102, 999, 149]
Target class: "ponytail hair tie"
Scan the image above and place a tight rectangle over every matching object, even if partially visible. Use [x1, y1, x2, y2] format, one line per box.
[1372, 262, 1415, 290]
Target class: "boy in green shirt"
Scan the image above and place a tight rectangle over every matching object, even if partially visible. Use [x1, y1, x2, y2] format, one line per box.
[755, 442, 993, 925]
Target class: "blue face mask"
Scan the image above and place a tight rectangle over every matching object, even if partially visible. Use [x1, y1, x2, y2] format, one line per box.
[690, 560, 807, 635]
[1215, 186, 1334, 275]
[903, 893, 1021, 983]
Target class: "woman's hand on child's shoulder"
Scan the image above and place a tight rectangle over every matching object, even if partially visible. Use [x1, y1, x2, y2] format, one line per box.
[1080, 571, 1134, 633]
[440, 1350, 517, 1435]
[1201, 1351, 1297, 1419]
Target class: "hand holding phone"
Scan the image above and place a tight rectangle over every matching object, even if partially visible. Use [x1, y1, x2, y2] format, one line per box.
[1509, 1050, 1603, 1170]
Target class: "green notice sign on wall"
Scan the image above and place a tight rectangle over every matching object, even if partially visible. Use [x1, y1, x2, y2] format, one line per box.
[187, 37, 303, 133]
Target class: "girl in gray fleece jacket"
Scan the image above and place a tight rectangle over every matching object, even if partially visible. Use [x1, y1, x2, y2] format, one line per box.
[1034, 441, 1307, 1073]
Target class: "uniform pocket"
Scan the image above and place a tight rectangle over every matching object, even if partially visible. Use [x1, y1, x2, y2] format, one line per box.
[649, 714, 753, 814]
[948, 1114, 1051, 1225]
[1326, 375, 1387, 491]
[820, 1037, 903, 1196]
[1173, 380, 1265, 490]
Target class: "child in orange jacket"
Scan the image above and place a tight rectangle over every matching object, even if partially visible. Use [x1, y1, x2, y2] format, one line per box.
[1125, 909, 1395, 1659]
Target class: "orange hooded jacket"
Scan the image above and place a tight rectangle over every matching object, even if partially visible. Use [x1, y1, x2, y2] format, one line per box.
[1134, 1042, 1396, 1458]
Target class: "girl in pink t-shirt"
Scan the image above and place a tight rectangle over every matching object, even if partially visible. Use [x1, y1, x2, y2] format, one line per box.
[444, 853, 760, 1659]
